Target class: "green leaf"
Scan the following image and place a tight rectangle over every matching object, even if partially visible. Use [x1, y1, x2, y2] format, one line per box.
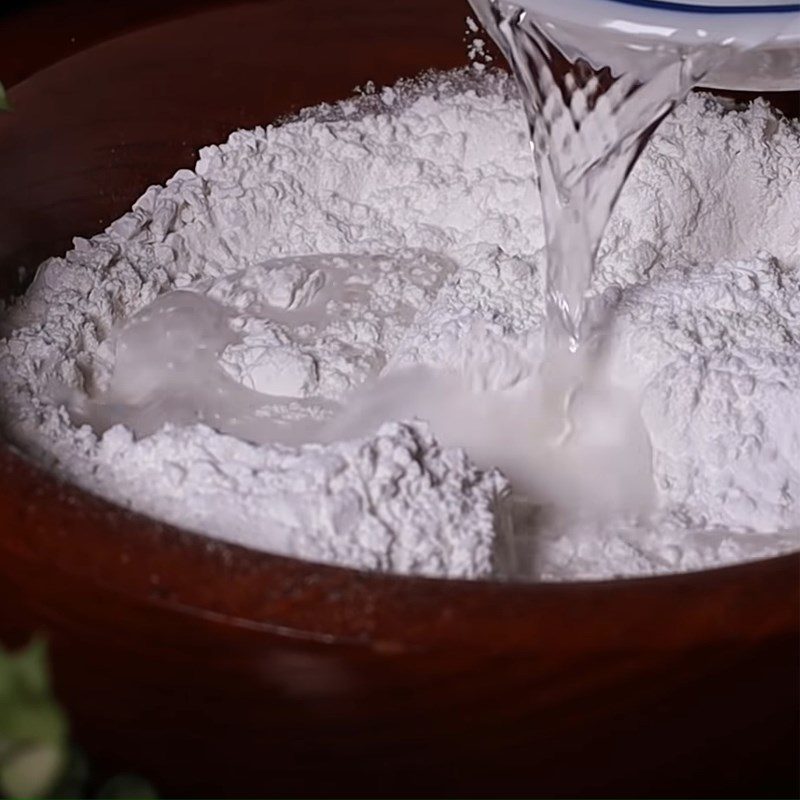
[0, 639, 68, 747]
[49, 747, 89, 799]
[0, 741, 65, 799]
[0, 82, 9, 112]
[96, 774, 158, 800]
[0, 638, 53, 702]
[0, 641, 157, 799]
[0, 639, 70, 798]
[11, 640, 50, 698]
[0, 700, 68, 747]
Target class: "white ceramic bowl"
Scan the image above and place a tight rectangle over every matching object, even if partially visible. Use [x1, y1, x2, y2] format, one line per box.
[479, 0, 800, 89]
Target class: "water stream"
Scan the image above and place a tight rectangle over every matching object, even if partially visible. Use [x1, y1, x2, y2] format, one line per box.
[471, 0, 733, 355]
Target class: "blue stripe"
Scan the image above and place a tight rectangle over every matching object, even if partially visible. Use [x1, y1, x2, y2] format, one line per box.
[609, 0, 799, 12]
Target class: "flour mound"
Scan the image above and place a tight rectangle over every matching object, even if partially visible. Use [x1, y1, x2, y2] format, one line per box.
[92, 420, 507, 578]
[1, 70, 799, 580]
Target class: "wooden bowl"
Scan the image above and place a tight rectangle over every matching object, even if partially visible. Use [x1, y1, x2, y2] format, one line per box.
[1, 1, 798, 796]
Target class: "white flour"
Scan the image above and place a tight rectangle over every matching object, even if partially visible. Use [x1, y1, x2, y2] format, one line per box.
[1, 70, 798, 579]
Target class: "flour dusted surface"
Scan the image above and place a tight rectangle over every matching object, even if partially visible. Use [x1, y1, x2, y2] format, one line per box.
[1, 71, 798, 580]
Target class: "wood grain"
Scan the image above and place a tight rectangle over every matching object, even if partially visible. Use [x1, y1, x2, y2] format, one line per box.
[0, 1, 798, 796]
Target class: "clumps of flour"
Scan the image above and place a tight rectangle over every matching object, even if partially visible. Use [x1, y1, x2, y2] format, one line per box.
[208, 250, 455, 402]
[84, 419, 508, 577]
[1, 70, 799, 580]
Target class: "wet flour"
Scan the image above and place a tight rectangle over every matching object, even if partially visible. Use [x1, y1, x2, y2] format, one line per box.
[1, 71, 799, 579]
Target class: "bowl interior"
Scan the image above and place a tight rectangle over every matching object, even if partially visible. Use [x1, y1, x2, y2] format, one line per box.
[0, 0, 798, 627]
